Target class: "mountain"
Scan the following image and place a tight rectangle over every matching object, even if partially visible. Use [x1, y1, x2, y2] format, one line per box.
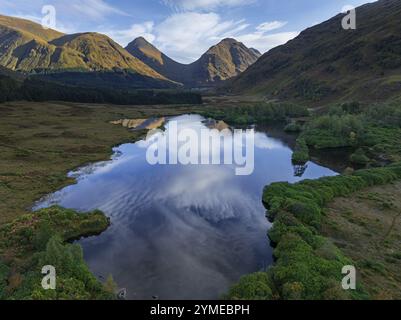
[0, 15, 260, 89]
[126, 36, 189, 84]
[126, 37, 261, 87]
[226, 0, 401, 104]
[191, 38, 261, 85]
[0, 15, 176, 88]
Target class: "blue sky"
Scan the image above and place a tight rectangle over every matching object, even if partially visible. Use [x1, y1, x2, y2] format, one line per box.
[0, 0, 376, 63]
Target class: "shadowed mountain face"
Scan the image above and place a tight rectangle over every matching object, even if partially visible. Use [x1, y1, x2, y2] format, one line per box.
[126, 37, 190, 84]
[0, 15, 177, 88]
[226, 0, 401, 104]
[126, 37, 261, 87]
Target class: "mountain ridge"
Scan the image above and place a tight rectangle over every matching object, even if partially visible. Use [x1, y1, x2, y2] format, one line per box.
[0, 15, 178, 88]
[0, 14, 261, 89]
[126, 37, 261, 87]
[225, 0, 401, 104]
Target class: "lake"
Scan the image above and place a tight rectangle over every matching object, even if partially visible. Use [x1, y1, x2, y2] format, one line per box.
[35, 114, 337, 300]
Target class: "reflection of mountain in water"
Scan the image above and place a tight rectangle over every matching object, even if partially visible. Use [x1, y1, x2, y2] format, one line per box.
[293, 164, 309, 177]
[110, 117, 165, 130]
[203, 119, 230, 131]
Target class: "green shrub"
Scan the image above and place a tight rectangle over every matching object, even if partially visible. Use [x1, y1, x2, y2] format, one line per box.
[284, 122, 302, 133]
[229, 163, 401, 300]
[226, 272, 273, 300]
[0, 207, 114, 300]
[201, 102, 309, 125]
[350, 148, 370, 165]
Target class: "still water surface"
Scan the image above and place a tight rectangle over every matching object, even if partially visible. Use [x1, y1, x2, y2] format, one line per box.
[35, 115, 337, 299]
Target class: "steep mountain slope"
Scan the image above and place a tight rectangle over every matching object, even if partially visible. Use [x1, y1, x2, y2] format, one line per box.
[48, 33, 165, 77]
[0, 15, 63, 41]
[126, 37, 261, 86]
[126, 37, 189, 84]
[0, 15, 174, 87]
[192, 38, 261, 84]
[227, 0, 401, 104]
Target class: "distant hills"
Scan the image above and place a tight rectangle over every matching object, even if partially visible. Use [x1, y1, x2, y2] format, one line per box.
[0, 15, 177, 88]
[3, 0, 399, 105]
[126, 37, 261, 87]
[226, 0, 401, 104]
[0, 15, 164, 77]
[0, 14, 260, 89]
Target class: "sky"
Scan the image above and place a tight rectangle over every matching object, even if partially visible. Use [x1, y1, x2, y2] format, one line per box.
[0, 0, 377, 63]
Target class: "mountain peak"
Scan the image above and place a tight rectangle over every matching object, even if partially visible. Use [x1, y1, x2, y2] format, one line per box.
[130, 36, 152, 47]
[211, 38, 243, 51]
[219, 38, 239, 44]
[126, 37, 164, 65]
[206, 38, 260, 58]
[125, 36, 261, 86]
[250, 48, 262, 56]
[0, 14, 171, 85]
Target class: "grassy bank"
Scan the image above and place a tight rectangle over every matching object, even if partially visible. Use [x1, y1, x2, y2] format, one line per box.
[0, 101, 205, 224]
[296, 102, 401, 166]
[322, 182, 401, 299]
[0, 206, 114, 299]
[0, 100, 206, 300]
[227, 163, 401, 300]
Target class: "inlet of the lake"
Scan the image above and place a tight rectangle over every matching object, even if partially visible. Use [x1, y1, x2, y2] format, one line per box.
[35, 114, 337, 300]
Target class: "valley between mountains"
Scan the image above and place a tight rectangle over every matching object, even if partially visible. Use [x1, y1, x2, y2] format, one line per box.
[0, 0, 401, 301]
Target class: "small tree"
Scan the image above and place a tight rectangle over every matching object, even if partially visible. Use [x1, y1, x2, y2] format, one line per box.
[103, 275, 117, 295]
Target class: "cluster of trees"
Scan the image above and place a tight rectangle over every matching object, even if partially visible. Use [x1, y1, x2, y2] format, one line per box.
[364, 102, 401, 128]
[0, 75, 202, 105]
[0, 75, 20, 102]
[0, 206, 115, 300]
[304, 113, 365, 148]
[228, 162, 401, 300]
[295, 101, 401, 165]
[202, 102, 309, 125]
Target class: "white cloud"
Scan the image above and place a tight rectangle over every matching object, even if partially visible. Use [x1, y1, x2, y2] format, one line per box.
[105, 12, 298, 63]
[0, 0, 129, 34]
[105, 21, 155, 47]
[152, 14, 297, 62]
[256, 21, 287, 32]
[10, 13, 76, 33]
[69, 0, 128, 20]
[236, 31, 300, 54]
[162, 0, 255, 11]
[0, 0, 127, 22]
[155, 12, 247, 62]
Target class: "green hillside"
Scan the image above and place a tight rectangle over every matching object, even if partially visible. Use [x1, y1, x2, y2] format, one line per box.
[227, 0, 401, 104]
[0, 15, 175, 87]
